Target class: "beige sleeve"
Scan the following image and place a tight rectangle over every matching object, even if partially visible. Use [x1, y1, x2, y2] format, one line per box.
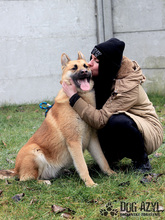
[73, 85, 139, 129]
[73, 98, 110, 129]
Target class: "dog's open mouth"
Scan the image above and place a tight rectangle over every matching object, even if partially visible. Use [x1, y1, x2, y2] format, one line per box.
[72, 72, 91, 91]
[77, 77, 91, 91]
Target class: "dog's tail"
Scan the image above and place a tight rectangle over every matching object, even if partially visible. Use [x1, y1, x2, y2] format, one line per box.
[0, 169, 16, 179]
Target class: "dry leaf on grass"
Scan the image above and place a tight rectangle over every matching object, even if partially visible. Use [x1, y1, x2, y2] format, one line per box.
[154, 152, 162, 158]
[157, 205, 164, 212]
[140, 173, 164, 184]
[52, 204, 75, 218]
[38, 180, 51, 185]
[61, 213, 73, 219]
[2, 141, 7, 147]
[52, 205, 66, 213]
[6, 158, 14, 164]
[12, 193, 25, 202]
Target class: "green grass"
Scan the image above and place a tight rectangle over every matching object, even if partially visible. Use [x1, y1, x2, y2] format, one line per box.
[0, 95, 165, 219]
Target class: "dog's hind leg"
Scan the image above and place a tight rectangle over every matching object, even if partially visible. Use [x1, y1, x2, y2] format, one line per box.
[16, 155, 39, 181]
[67, 141, 97, 187]
[88, 132, 116, 175]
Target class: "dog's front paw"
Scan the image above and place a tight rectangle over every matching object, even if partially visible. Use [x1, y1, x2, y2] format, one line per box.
[106, 169, 116, 176]
[85, 179, 98, 187]
[87, 183, 98, 188]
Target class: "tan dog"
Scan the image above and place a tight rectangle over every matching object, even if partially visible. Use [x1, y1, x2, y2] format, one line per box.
[0, 52, 114, 187]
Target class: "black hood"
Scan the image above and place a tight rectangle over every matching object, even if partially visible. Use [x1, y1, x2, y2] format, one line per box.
[91, 38, 125, 109]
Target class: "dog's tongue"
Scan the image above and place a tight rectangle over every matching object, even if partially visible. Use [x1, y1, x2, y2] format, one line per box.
[79, 78, 90, 91]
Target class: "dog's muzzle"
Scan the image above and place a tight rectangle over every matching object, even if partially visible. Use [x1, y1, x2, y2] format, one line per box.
[71, 70, 92, 91]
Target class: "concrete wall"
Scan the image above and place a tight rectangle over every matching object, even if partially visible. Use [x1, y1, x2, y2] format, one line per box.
[0, 0, 97, 105]
[0, 0, 165, 106]
[112, 0, 165, 94]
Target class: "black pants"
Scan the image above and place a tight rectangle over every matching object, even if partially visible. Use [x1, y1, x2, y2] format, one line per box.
[98, 113, 148, 165]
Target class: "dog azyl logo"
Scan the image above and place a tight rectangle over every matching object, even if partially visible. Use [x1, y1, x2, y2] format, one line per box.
[100, 201, 118, 217]
[100, 201, 163, 217]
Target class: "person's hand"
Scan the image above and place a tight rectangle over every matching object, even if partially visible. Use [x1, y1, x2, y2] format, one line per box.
[62, 79, 77, 98]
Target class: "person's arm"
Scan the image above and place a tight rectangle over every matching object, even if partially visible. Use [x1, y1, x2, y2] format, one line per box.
[71, 97, 110, 129]
[71, 85, 139, 129]
[62, 78, 139, 129]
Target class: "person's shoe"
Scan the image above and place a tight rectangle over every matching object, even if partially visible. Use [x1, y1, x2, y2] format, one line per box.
[133, 159, 151, 173]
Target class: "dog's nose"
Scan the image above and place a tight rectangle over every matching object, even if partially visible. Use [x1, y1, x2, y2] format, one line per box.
[81, 69, 88, 74]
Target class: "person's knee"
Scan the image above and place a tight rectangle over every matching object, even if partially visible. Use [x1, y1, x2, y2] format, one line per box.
[108, 113, 130, 129]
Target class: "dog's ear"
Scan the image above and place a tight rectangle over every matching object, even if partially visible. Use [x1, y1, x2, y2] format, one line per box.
[61, 53, 71, 68]
[78, 51, 86, 61]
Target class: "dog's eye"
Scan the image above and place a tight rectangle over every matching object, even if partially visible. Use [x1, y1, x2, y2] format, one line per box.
[83, 64, 88, 68]
[72, 64, 78, 71]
